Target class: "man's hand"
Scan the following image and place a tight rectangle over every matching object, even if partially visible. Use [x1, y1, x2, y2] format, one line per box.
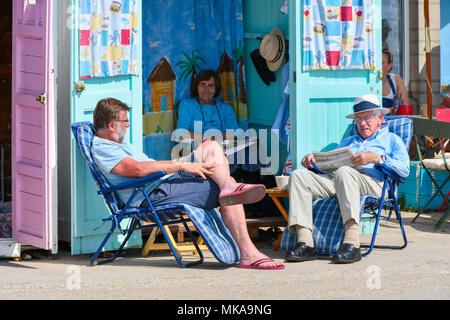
[181, 162, 216, 179]
[301, 154, 315, 169]
[351, 151, 382, 166]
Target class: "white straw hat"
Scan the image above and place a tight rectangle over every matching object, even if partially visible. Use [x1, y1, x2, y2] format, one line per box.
[259, 28, 286, 72]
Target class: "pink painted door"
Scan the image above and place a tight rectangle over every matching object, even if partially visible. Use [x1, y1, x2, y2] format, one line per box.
[12, 0, 57, 252]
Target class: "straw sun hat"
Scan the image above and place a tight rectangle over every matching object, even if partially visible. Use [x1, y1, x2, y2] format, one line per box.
[346, 94, 391, 119]
[259, 28, 286, 72]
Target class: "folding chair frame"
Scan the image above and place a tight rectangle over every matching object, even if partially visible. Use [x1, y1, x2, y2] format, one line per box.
[71, 122, 205, 268]
[411, 117, 450, 229]
[360, 164, 408, 256]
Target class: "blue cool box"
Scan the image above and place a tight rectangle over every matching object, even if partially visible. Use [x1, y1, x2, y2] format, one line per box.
[398, 161, 450, 210]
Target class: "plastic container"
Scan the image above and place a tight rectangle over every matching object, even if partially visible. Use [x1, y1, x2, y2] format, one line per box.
[435, 108, 450, 122]
[275, 175, 289, 190]
[396, 104, 413, 115]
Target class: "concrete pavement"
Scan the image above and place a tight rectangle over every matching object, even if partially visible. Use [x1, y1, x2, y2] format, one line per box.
[0, 211, 449, 300]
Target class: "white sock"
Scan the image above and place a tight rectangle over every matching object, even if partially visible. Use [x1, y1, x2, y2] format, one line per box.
[296, 226, 314, 247]
[343, 220, 360, 248]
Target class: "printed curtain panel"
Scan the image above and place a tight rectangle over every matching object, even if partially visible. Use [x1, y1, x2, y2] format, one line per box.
[79, 0, 138, 79]
[303, 0, 375, 71]
[142, 0, 246, 160]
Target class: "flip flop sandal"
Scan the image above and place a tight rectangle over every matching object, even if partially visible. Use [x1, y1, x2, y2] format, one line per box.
[237, 258, 285, 270]
[219, 183, 266, 206]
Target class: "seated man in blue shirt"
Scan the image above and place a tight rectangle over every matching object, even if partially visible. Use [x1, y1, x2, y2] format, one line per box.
[91, 98, 285, 270]
[285, 94, 410, 264]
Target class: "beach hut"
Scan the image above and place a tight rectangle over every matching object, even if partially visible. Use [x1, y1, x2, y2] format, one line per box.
[4, 0, 442, 257]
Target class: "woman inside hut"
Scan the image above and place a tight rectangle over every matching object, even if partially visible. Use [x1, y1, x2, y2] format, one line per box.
[177, 69, 240, 141]
[382, 48, 409, 114]
[176, 69, 263, 173]
[176, 70, 271, 217]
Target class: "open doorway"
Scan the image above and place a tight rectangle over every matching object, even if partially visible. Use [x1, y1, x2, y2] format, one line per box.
[0, 1, 12, 239]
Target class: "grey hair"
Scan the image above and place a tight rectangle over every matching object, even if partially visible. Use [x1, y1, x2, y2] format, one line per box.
[373, 109, 384, 118]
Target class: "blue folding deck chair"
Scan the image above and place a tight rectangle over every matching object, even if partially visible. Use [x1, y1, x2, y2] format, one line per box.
[71, 122, 240, 267]
[281, 116, 413, 257]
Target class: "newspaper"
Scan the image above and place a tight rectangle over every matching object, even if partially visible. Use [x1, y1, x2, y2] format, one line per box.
[178, 137, 258, 156]
[312, 146, 356, 173]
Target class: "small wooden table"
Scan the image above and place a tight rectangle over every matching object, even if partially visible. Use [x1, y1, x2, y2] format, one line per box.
[266, 188, 289, 251]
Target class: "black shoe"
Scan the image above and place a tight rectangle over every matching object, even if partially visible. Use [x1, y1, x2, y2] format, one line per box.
[285, 242, 316, 262]
[332, 243, 362, 264]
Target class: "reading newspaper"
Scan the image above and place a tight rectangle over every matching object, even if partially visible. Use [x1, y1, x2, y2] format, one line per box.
[312, 146, 357, 174]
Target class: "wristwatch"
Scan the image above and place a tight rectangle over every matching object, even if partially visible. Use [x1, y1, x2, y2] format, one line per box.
[378, 155, 386, 164]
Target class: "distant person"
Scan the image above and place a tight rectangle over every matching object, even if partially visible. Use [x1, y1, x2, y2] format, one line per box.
[382, 48, 409, 114]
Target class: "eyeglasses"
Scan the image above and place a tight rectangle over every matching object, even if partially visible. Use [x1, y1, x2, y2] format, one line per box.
[354, 114, 377, 124]
[199, 83, 215, 90]
[114, 119, 130, 123]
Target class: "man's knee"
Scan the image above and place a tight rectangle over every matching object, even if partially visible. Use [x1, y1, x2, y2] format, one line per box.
[335, 166, 357, 182]
[290, 169, 315, 188]
[290, 169, 308, 182]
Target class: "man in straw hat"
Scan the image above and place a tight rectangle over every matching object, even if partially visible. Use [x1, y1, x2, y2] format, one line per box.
[260, 27, 285, 72]
[285, 94, 410, 264]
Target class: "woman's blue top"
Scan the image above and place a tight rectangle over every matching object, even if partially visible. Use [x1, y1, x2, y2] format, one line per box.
[176, 98, 239, 134]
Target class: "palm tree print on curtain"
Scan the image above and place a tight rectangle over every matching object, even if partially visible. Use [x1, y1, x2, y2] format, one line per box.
[142, 0, 246, 160]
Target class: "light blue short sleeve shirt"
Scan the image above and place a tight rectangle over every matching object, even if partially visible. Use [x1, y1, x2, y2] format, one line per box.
[91, 136, 168, 207]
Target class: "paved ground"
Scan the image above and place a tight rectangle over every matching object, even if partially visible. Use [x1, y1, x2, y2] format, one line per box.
[0, 211, 449, 301]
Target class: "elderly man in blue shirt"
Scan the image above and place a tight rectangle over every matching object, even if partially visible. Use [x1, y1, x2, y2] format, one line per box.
[285, 94, 410, 264]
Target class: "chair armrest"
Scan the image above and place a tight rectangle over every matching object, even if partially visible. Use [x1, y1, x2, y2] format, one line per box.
[98, 171, 167, 195]
[374, 164, 405, 183]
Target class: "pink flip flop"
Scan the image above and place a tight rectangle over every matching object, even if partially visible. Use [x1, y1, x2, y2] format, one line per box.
[219, 183, 266, 206]
[237, 258, 285, 270]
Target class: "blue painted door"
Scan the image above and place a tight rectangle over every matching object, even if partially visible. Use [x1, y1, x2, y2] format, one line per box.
[70, 0, 143, 254]
[289, 0, 382, 169]
[441, 0, 450, 94]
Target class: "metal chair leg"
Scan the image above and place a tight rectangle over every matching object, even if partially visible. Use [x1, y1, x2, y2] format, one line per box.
[91, 218, 140, 266]
[90, 222, 117, 266]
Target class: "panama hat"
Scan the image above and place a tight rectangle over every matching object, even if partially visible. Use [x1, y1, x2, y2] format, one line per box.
[346, 94, 390, 119]
[259, 28, 285, 72]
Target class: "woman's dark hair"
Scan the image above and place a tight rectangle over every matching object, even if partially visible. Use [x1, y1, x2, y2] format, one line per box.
[93, 98, 130, 131]
[382, 48, 393, 64]
[190, 69, 222, 98]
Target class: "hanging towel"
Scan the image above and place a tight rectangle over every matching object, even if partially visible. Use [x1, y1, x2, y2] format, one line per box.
[302, 0, 375, 71]
[271, 62, 290, 146]
[79, 0, 139, 79]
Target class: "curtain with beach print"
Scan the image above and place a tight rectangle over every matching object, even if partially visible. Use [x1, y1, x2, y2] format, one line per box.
[79, 0, 139, 79]
[303, 0, 376, 71]
[142, 0, 246, 160]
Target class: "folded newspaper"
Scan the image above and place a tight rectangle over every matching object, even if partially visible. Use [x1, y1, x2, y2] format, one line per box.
[312, 146, 356, 174]
[179, 137, 258, 156]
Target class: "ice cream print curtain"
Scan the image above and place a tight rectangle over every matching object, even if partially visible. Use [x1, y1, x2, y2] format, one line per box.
[303, 0, 376, 71]
[79, 0, 138, 79]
